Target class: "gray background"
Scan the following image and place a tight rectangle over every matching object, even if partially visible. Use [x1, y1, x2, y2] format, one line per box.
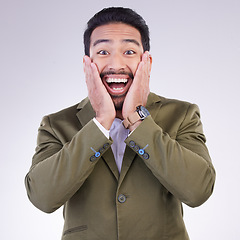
[1, 0, 239, 239]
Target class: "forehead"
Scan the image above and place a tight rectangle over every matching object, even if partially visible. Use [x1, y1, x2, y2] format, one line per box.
[90, 23, 142, 47]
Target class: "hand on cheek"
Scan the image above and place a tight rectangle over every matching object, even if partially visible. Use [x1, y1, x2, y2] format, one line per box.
[122, 51, 151, 120]
[83, 55, 116, 130]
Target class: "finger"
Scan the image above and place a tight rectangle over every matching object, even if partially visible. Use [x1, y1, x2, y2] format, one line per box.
[143, 51, 151, 74]
[83, 55, 91, 74]
[83, 56, 93, 85]
[83, 56, 101, 89]
[134, 52, 150, 86]
[90, 62, 101, 82]
[142, 51, 151, 83]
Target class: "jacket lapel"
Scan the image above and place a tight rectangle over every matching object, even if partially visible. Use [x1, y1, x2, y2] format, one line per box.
[102, 147, 120, 180]
[118, 146, 136, 186]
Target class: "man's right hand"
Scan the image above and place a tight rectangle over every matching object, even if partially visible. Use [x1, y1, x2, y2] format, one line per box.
[83, 55, 116, 130]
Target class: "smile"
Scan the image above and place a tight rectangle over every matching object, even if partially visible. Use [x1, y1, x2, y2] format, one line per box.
[102, 75, 133, 96]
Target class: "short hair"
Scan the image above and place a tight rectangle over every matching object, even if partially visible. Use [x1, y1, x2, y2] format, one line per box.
[83, 7, 150, 56]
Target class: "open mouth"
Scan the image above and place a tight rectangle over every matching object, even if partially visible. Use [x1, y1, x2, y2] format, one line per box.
[102, 75, 133, 96]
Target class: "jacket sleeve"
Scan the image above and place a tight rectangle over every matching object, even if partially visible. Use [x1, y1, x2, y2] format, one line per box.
[125, 103, 216, 207]
[25, 116, 112, 213]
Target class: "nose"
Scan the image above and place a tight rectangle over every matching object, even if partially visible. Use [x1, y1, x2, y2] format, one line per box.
[107, 53, 126, 71]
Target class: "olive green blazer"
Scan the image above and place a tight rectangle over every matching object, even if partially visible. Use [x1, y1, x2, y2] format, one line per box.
[25, 92, 215, 240]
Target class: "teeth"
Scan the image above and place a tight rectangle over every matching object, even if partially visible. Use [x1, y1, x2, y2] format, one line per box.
[113, 87, 124, 91]
[106, 78, 128, 83]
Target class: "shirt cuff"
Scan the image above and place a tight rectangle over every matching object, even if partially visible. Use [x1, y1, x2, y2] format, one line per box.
[93, 118, 110, 139]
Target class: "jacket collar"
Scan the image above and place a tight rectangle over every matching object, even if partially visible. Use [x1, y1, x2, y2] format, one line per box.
[76, 97, 95, 127]
[76, 92, 162, 126]
[146, 92, 162, 107]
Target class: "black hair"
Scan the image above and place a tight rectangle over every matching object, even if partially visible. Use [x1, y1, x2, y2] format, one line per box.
[83, 7, 150, 56]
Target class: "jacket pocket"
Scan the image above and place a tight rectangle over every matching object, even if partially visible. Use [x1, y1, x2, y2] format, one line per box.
[63, 225, 88, 236]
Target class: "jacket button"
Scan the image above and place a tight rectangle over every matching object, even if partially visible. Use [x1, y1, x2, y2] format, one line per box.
[138, 149, 144, 155]
[118, 194, 126, 203]
[129, 141, 135, 148]
[143, 152, 149, 160]
[103, 143, 109, 149]
[95, 152, 100, 158]
[99, 147, 104, 154]
[90, 155, 97, 162]
[134, 145, 140, 152]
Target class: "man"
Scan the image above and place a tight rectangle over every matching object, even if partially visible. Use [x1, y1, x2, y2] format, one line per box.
[25, 7, 216, 240]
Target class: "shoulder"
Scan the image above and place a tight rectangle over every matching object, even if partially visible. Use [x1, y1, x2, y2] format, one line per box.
[38, 97, 91, 143]
[45, 103, 79, 126]
[46, 97, 89, 121]
[41, 97, 90, 132]
[148, 92, 195, 112]
[147, 92, 201, 134]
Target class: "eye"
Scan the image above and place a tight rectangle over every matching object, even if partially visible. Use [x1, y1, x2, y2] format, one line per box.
[124, 50, 136, 55]
[97, 50, 109, 55]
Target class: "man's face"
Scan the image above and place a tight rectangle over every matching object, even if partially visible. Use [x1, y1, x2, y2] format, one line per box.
[89, 23, 144, 110]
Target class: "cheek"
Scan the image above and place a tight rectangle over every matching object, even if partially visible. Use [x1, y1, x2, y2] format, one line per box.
[91, 58, 104, 73]
[128, 61, 140, 76]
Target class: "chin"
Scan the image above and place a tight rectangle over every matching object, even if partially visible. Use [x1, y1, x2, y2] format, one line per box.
[112, 95, 125, 110]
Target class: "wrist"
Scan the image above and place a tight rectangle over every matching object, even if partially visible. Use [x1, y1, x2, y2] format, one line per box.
[122, 105, 150, 129]
[96, 115, 114, 130]
[128, 120, 142, 132]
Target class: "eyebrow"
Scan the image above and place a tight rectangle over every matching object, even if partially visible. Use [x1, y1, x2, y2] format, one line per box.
[93, 39, 110, 46]
[123, 39, 140, 46]
[93, 39, 141, 47]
